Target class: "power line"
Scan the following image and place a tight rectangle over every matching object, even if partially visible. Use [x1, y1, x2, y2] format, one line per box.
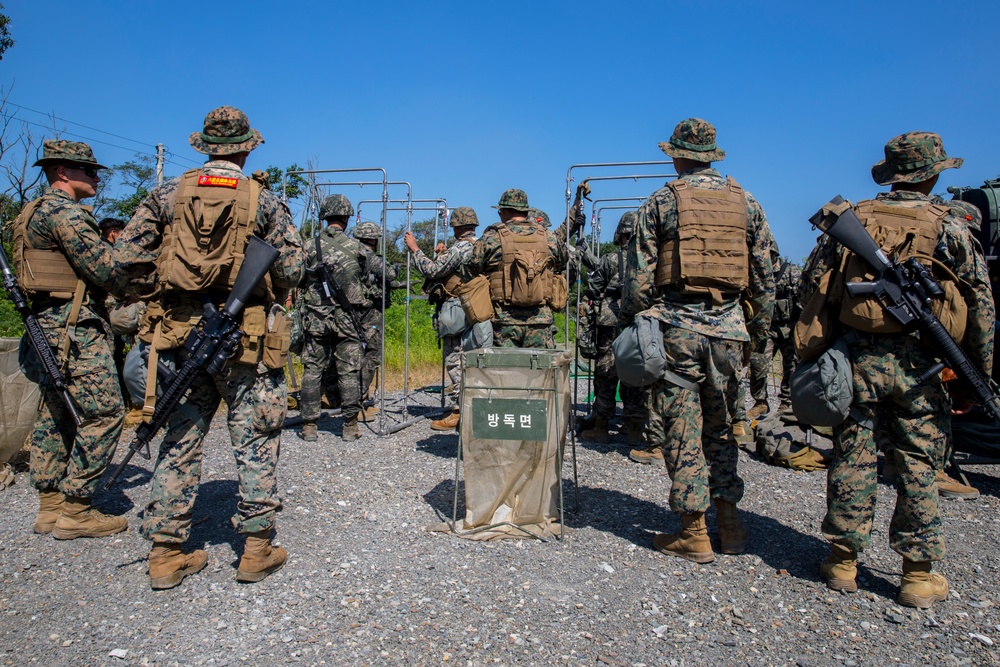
[7, 101, 153, 152]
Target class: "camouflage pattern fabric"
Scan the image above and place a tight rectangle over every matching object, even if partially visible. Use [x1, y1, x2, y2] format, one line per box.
[646, 327, 744, 513]
[114, 158, 304, 541]
[441, 333, 463, 408]
[623, 164, 774, 518]
[657, 117, 727, 163]
[33, 139, 107, 169]
[493, 323, 556, 349]
[188, 106, 263, 156]
[800, 190, 994, 561]
[22, 187, 123, 498]
[871, 131, 963, 186]
[298, 225, 370, 421]
[458, 218, 569, 328]
[358, 244, 397, 398]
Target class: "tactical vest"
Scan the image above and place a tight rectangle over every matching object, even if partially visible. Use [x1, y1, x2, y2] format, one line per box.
[654, 177, 750, 304]
[488, 224, 552, 307]
[320, 230, 367, 307]
[12, 197, 84, 300]
[838, 199, 967, 340]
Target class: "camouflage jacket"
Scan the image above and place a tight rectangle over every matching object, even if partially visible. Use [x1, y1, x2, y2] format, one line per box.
[300, 225, 372, 338]
[20, 187, 119, 341]
[458, 218, 569, 325]
[411, 233, 476, 306]
[622, 166, 775, 344]
[800, 190, 994, 376]
[771, 259, 802, 337]
[586, 247, 624, 328]
[114, 160, 304, 303]
[360, 246, 399, 310]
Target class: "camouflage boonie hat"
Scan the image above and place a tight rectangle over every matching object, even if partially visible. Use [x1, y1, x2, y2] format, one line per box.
[526, 208, 550, 228]
[871, 131, 963, 186]
[320, 194, 354, 220]
[450, 206, 479, 228]
[33, 139, 108, 169]
[658, 118, 726, 163]
[353, 221, 381, 240]
[493, 188, 530, 212]
[189, 106, 264, 155]
[613, 211, 637, 246]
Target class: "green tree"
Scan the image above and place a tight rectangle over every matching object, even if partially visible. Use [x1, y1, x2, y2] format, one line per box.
[93, 153, 155, 221]
[0, 4, 14, 61]
[265, 163, 308, 201]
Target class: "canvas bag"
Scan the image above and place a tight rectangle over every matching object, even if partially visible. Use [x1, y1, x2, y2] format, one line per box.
[789, 336, 853, 427]
[612, 314, 667, 387]
[455, 274, 494, 325]
[437, 297, 469, 337]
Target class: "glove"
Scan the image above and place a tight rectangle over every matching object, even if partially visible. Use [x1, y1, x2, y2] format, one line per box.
[575, 237, 589, 252]
[571, 210, 587, 238]
[576, 180, 592, 200]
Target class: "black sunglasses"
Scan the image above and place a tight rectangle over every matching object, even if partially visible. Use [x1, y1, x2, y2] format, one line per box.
[66, 165, 99, 179]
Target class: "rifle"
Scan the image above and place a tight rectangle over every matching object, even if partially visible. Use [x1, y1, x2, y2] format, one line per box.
[0, 244, 82, 425]
[103, 236, 280, 488]
[810, 195, 1000, 420]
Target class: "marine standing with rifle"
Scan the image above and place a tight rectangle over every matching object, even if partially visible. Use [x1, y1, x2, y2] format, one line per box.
[801, 132, 994, 609]
[113, 107, 304, 589]
[298, 194, 369, 442]
[11, 140, 128, 539]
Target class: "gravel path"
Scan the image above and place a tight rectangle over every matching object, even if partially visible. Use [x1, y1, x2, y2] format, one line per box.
[1, 387, 999, 667]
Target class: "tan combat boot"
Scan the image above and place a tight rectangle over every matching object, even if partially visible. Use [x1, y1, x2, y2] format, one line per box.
[299, 422, 318, 442]
[236, 530, 287, 583]
[629, 444, 664, 464]
[653, 512, 715, 564]
[342, 417, 360, 442]
[361, 404, 380, 421]
[898, 560, 949, 609]
[625, 418, 645, 445]
[746, 401, 770, 421]
[148, 543, 208, 590]
[34, 490, 65, 535]
[430, 411, 460, 431]
[714, 499, 750, 554]
[936, 470, 979, 500]
[731, 421, 748, 438]
[819, 543, 858, 592]
[579, 417, 610, 441]
[51, 496, 127, 540]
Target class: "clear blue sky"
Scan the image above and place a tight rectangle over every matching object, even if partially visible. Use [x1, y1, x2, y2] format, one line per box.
[3, 1, 997, 262]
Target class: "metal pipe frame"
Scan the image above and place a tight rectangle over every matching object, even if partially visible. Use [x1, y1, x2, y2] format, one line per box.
[586, 197, 648, 257]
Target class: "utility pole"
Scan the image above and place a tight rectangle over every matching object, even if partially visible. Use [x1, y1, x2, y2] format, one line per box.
[155, 143, 164, 186]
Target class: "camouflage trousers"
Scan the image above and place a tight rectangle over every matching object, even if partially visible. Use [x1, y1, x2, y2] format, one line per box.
[647, 327, 743, 515]
[360, 309, 383, 401]
[442, 333, 463, 409]
[823, 335, 947, 562]
[590, 326, 646, 422]
[30, 320, 124, 498]
[748, 332, 796, 406]
[140, 361, 287, 543]
[300, 329, 363, 422]
[493, 323, 555, 349]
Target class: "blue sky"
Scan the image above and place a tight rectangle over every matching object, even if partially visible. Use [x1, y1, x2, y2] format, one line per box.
[2, 1, 997, 262]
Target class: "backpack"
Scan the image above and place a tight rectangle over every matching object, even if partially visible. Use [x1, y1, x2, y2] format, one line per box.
[789, 336, 853, 427]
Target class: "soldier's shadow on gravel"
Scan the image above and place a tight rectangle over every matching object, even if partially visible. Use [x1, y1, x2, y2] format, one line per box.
[954, 467, 1000, 500]
[414, 432, 460, 459]
[98, 464, 153, 514]
[423, 478, 463, 522]
[182, 480, 244, 556]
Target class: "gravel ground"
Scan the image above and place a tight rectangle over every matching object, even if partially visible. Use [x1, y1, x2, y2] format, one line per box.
[1, 386, 999, 667]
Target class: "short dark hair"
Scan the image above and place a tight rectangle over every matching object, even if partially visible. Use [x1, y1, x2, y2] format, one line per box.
[98, 217, 125, 233]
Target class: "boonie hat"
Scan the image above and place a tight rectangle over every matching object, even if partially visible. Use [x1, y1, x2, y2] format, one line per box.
[871, 131, 963, 186]
[493, 188, 530, 212]
[33, 139, 108, 170]
[658, 118, 726, 163]
[189, 106, 264, 155]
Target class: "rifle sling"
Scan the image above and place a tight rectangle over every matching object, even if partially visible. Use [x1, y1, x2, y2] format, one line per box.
[143, 322, 163, 424]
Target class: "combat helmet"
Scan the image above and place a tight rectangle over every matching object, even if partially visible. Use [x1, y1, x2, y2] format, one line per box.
[613, 211, 637, 246]
[450, 206, 479, 228]
[320, 194, 354, 220]
[353, 221, 381, 240]
[526, 208, 550, 228]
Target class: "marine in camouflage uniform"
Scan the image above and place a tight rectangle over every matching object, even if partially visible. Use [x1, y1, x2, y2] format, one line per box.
[101, 216, 144, 410]
[17, 140, 128, 540]
[802, 132, 994, 608]
[354, 221, 398, 409]
[622, 118, 775, 563]
[404, 207, 479, 431]
[577, 211, 648, 444]
[114, 107, 304, 588]
[458, 189, 569, 349]
[298, 194, 370, 442]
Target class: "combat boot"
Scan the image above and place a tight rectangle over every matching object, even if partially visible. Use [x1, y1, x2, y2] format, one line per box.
[299, 422, 318, 442]
[361, 404, 380, 421]
[236, 530, 287, 583]
[51, 496, 127, 540]
[625, 418, 645, 445]
[898, 560, 949, 609]
[819, 543, 858, 592]
[746, 400, 770, 421]
[34, 490, 65, 535]
[431, 411, 460, 431]
[731, 421, 748, 438]
[342, 417, 360, 442]
[629, 445, 664, 465]
[148, 543, 208, 590]
[936, 469, 979, 500]
[579, 417, 610, 441]
[653, 512, 715, 564]
[713, 499, 750, 554]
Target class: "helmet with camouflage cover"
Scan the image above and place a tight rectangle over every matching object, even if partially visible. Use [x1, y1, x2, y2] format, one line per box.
[353, 221, 381, 240]
[450, 206, 479, 228]
[613, 211, 637, 246]
[320, 194, 354, 220]
[526, 208, 550, 228]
